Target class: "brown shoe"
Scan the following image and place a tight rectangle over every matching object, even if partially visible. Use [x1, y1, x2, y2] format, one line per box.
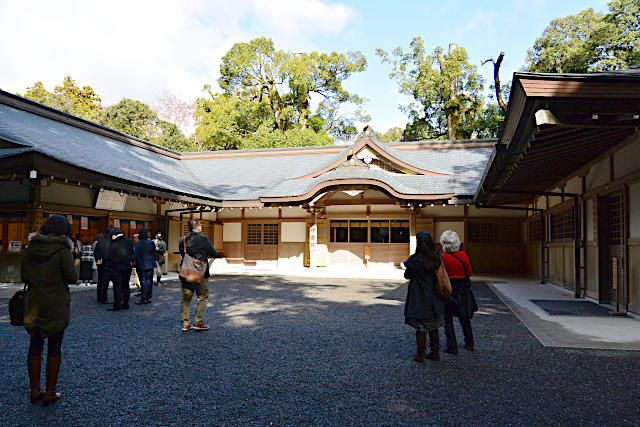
[426, 330, 441, 362]
[42, 356, 62, 406]
[192, 323, 210, 331]
[413, 331, 427, 363]
[27, 356, 44, 404]
[181, 323, 192, 332]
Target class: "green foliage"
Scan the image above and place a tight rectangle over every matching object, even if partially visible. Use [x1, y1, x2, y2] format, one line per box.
[23, 77, 102, 119]
[377, 39, 484, 140]
[526, 1, 640, 73]
[215, 37, 366, 142]
[241, 127, 333, 150]
[21, 78, 199, 152]
[377, 127, 404, 142]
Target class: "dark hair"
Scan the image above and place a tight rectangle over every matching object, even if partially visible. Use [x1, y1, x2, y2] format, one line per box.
[138, 228, 149, 240]
[112, 228, 122, 235]
[415, 231, 441, 272]
[75, 233, 83, 240]
[187, 219, 200, 232]
[156, 232, 162, 239]
[39, 214, 71, 236]
[105, 226, 115, 236]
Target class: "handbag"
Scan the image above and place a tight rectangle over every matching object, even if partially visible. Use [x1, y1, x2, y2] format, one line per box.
[435, 262, 452, 299]
[179, 236, 208, 286]
[9, 283, 28, 326]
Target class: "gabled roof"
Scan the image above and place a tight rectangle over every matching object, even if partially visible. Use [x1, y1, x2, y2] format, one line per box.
[291, 127, 449, 179]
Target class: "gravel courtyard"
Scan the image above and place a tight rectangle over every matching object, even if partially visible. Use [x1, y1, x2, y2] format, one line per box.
[1, 276, 639, 426]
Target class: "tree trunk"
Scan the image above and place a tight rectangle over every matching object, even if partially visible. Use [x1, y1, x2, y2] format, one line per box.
[268, 85, 285, 131]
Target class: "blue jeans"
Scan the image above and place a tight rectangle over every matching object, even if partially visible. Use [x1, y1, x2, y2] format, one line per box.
[139, 269, 154, 302]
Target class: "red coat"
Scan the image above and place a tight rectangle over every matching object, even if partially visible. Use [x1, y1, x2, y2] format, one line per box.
[442, 251, 473, 279]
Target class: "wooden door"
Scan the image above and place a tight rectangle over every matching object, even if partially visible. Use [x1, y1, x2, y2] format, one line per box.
[598, 193, 626, 307]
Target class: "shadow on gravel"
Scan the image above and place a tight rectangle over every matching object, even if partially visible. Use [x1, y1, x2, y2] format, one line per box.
[1, 276, 639, 426]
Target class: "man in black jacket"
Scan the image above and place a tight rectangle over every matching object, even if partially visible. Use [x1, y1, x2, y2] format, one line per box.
[105, 228, 134, 311]
[179, 219, 217, 331]
[94, 226, 115, 304]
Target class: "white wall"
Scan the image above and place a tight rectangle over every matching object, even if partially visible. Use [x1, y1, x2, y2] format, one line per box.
[630, 183, 640, 239]
[218, 209, 242, 219]
[41, 183, 94, 207]
[435, 221, 465, 244]
[281, 222, 307, 242]
[613, 139, 640, 180]
[586, 158, 609, 190]
[223, 222, 242, 242]
[245, 208, 280, 219]
[281, 207, 309, 218]
[124, 196, 156, 215]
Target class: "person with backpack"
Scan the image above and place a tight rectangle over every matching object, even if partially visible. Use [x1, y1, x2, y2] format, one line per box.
[440, 230, 478, 354]
[179, 219, 216, 331]
[133, 228, 156, 304]
[21, 214, 77, 405]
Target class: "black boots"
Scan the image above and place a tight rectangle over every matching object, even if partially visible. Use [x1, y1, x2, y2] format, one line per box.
[28, 356, 44, 404]
[42, 356, 62, 405]
[426, 330, 441, 362]
[413, 331, 427, 363]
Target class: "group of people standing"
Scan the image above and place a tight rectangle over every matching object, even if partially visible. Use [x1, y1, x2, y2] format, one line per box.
[93, 227, 166, 309]
[403, 230, 478, 362]
[19, 214, 216, 405]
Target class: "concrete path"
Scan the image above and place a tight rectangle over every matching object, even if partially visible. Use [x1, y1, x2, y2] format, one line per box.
[485, 276, 640, 351]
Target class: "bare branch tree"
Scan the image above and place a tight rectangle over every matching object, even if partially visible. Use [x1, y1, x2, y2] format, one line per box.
[482, 52, 506, 112]
[153, 91, 196, 136]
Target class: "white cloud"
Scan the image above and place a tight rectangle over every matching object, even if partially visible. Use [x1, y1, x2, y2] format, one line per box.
[0, 0, 356, 107]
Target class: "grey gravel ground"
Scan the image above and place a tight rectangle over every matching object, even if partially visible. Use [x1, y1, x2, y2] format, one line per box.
[1, 276, 639, 426]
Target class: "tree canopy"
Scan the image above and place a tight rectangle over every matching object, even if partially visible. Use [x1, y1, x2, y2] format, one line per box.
[193, 37, 367, 150]
[377, 39, 488, 140]
[21, 78, 193, 151]
[526, 0, 640, 72]
[23, 77, 102, 119]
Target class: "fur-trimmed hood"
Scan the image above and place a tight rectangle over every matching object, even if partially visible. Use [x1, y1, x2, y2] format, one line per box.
[26, 233, 73, 261]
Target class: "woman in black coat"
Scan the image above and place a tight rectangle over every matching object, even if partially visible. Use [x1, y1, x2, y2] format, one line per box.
[403, 231, 450, 362]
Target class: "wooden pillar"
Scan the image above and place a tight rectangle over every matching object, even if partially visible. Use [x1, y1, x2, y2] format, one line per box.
[309, 209, 318, 268]
[409, 206, 417, 255]
[25, 178, 42, 240]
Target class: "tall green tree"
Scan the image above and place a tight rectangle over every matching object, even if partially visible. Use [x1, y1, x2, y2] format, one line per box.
[217, 37, 367, 135]
[526, 0, 640, 73]
[23, 77, 102, 119]
[377, 39, 484, 140]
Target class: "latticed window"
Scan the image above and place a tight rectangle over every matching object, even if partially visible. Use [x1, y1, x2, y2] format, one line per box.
[550, 208, 574, 241]
[370, 220, 390, 243]
[528, 214, 543, 243]
[369, 159, 400, 173]
[263, 224, 278, 245]
[468, 222, 496, 241]
[330, 220, 348, 242]
[247, 224, 261, 245]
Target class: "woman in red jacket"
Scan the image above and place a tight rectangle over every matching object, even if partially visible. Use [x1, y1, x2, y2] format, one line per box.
[440, 230, 478, 354]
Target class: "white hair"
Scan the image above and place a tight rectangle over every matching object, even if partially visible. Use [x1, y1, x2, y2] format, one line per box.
[440, 229, 461, 253]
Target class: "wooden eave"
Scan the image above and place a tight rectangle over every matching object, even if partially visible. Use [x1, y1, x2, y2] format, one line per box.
[475, 72, 640, 207]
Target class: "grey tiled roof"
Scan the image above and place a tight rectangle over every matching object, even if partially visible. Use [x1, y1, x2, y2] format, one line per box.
[0, 94, 493, 202]
[0, 104, 214, 199]
[0, 147, 34, 158]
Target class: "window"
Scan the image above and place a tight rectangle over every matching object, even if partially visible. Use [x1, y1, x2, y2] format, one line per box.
[263, 224, 278, 245]
[370, 220, 390, 243]
[528, 214, 543, 243]
[468, 222, 496, 241]
[390, 220, 409, 243]
[247, 224, 261, 245]
[330, 220, 348, 242]
[350, 220, 368, 243]
[550, 208, 574, 241]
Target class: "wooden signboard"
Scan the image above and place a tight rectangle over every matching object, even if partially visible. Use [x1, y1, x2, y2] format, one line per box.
[612, 257, 618, 290]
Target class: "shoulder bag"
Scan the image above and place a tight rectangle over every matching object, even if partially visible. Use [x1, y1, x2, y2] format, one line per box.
[179, 236, 208, 286]
[9, 283, 28, 326]
[435, 261, 452, 299]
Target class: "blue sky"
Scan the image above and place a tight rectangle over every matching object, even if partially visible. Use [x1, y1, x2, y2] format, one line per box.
[0, 0, 609, 135]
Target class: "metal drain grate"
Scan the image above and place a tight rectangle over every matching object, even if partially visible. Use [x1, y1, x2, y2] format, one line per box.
[531, 300, 613, 317]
